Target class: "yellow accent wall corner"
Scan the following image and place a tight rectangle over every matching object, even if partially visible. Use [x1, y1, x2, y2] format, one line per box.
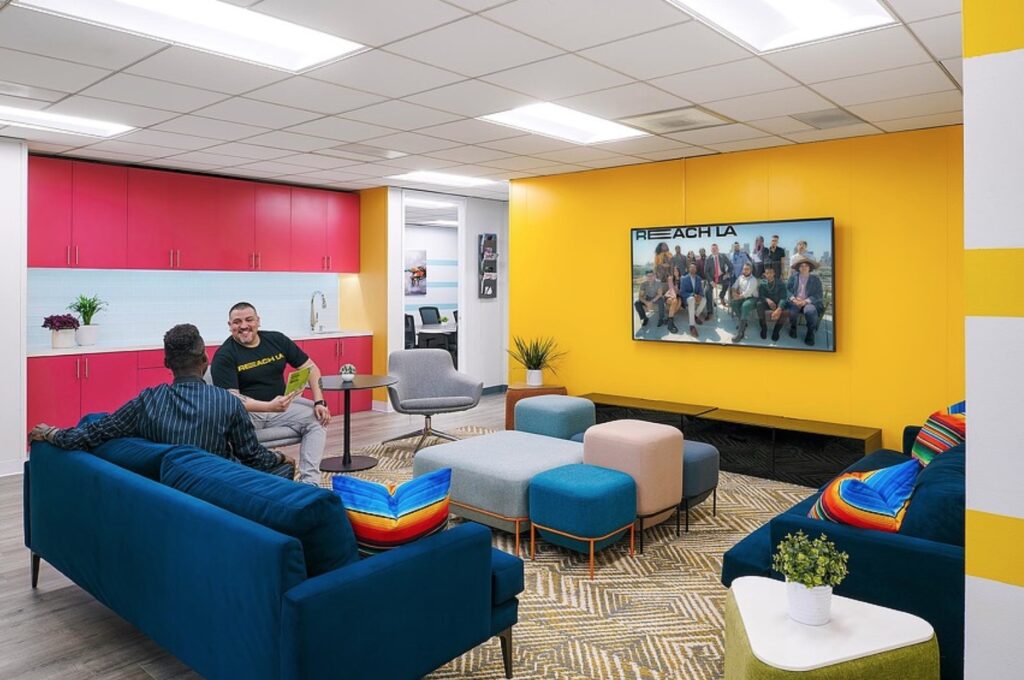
[964, 0, 1024, 58]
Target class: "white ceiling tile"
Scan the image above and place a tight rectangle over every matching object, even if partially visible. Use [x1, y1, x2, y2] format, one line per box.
[665, 123, 766, 145]
[0, 94, 49, 110]
[0, 124, 96, 146]
[444, 0, 509, 11]
[85, 140, 179, 157]
[64, 148, 153, 163]
[812, 63, 955, 106]
[909, 14, 962, 60]
[483, 0, 687, 51]
[154, 115, 269, 141]
[533, 146, 620, 164]
[341, 101, 462, 130]
[438, 163, 506, 176]
[531, 163, 587, 176]
[847, 90, 963, 122]
[783, 124, 880, 143]
[147, 158, 225, 171]
[0, 47, 108, 92]
[78, 74, 227, 113]
[580, 22, 750, 80]
[417, 118, 525, 144]
[360, 132, 461, 154]
[592, 135, 693, 154]
[202, 142, 296, 160]
[233, 160, 317, 175]
[221, 168, 287, 179]
[481, 155, 558, 171]
[47, 96, 178, 127]
[244, 77, 386, 115]
[575, 156, 644, 169]
[0, 81, 68, 104]
[704, 87, 833, 122]
[307, 50, 464, 98]
[885, 0, 961, 22]
[374, 155, 459, 170]
[193, 97, 320, 128]
[706, 137, 793, 153]
[650, 59, 798, 104]
[263, 174, 330, 187]
[764, 27, 931, 83]
[286, 116, 397, 142]
[115, 129, 220, 151]
[480, 133, 574, 154]
[557, 82, 689, 120]
[873, 111, 964, 132]
[386, 17, 562, 77]
[275, 154, 363, 170]
[239, 131, 337, 152]
[0, 7, 166, 69]
[150, 151, 238, 167]
[127, 47, 286, 94]
[747, 116, 815, 135]
[942, 58, 963, 87]
[253, 0, 468, 46]
[25, 142, 76, 154]
[637, 147, 716, 160]
[344, 162, 411, 176]
[482, 54, 631, 99]
[406, 79, 534, 117]
[481, 169, 533, 180]
[425, 145, 513, 163]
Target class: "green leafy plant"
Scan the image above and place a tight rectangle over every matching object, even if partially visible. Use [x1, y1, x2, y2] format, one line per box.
[67, 294, 107, 326]
[772, 531, 849, 589]
[507, 336, 567, 372]
[340, 363, 356, 374]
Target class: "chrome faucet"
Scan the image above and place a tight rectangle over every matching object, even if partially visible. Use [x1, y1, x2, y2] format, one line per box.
[310, 290, 326, 332]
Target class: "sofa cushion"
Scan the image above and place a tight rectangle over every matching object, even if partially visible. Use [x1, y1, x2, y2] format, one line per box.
[809, 459, 920, 532]
[900, 447, 965, 546]
[74, 413, 175, 480]
[839, 449, 911, 478]
[161, 449, 358, 576]
[332, 468, 451, 556]
[490, 547, 524, 606]
[911, 405, 966, 466]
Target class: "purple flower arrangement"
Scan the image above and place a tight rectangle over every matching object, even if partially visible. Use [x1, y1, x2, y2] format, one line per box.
[42, 314, 80, 331]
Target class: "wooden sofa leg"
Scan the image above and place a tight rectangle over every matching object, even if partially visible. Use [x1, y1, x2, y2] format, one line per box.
[498, 626, 513, 678]
[31, 553, 40, 588]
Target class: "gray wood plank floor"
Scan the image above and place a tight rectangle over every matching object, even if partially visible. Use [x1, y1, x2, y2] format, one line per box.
[2, 394, 505, 679]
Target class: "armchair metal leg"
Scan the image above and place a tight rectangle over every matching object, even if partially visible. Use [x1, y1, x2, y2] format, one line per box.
[383, 415, 464, 454]
[498, 627, 513, 678]
[31, 552, 40, 589]
[381, 427, 431, 445]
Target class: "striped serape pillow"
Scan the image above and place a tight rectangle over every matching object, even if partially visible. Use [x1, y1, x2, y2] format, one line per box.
[809, 459, 920, 532]
[912, 403, 967, 466]
[332, 468, 451, 556]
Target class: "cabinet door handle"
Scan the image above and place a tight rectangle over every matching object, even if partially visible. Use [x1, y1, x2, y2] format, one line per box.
[170, 249, 174, 268]
[84, 358, 89, 379]
[75, 245, 79, 265]
[257, 252, 261, 269]
[249, 252, 254, 269]
[75, 358, 80, 379]
[327, 255, 332, 270]
[66, 245, 71, 266]
[176, 250, 181, 267]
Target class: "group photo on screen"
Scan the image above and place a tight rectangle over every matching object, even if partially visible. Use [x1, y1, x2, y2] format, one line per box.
[631, 218, 835, 352]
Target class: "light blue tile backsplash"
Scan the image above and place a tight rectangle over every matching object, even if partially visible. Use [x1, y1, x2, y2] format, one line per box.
[28, 269, 341, 350]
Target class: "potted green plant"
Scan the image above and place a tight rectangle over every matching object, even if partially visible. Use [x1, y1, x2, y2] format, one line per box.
[340, 363, 356, 381]
[68, 294, 107, 346]
[772, 531, 849, 626]
[507, 336, 566, 387]
[42, 314, 80, 349]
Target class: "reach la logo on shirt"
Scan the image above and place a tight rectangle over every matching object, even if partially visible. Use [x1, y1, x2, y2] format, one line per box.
[237, 352, 285, 373]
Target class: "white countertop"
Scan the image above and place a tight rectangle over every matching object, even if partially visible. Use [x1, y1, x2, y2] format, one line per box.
[732, 576, 934, 671]
[27, 329, 373, 358]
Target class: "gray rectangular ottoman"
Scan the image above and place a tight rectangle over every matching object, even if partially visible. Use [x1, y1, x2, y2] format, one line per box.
[413, 430, 583, 554]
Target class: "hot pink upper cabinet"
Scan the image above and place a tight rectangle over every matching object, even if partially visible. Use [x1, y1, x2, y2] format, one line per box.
[327, 191, 359, 272]
[127, 167, 177, 270]
[28, 156, 73, 267]
[254, 184, 291, 271]
[290, 188, 328, 272]
[72, 161, 128, 269]
[172, 174, 254, 271]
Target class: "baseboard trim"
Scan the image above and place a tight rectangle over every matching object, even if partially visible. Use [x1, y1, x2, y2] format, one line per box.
[483, 384, 508, 395]
[372, 400, 392, 413]
[0, 457, 26, 478]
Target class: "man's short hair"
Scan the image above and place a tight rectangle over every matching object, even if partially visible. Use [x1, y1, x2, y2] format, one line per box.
[164, 324, 206, 374]
[229, 301, 257, 316]
[764, 263, 776, 273]
[771, 234, 780, 239]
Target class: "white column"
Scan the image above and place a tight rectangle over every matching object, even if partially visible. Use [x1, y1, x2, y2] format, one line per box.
[0, 139, 28, 475]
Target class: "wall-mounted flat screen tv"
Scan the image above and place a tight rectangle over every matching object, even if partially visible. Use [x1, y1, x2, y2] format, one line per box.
[631, 218, 835, 352]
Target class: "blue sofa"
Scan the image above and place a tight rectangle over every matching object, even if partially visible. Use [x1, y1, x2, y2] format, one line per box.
[721, 427, 965, 680]
[24, 438, 523, 680]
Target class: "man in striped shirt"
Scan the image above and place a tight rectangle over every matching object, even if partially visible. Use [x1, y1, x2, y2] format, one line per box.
[28, 324, 288, 475]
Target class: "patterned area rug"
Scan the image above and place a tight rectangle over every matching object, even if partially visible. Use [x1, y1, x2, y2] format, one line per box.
[322, 428, 813, 680]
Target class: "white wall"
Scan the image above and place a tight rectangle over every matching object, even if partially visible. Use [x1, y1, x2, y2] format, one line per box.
[403, 224, 459, 326]
[461, 196, 509, 389]
[0, 139, 28, 475]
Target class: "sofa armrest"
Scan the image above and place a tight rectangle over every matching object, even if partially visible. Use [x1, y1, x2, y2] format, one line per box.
[280, 523, 496, 680]
[903, 425, 922, 457]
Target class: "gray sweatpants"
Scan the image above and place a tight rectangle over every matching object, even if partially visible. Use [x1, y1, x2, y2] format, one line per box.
[250, 400, 326, 484]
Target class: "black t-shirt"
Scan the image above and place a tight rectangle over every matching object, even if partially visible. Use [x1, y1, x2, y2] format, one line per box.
[211, 330, 309, 402]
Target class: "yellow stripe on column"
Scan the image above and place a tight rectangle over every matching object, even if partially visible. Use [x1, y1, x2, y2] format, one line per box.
[964, 0, 1024, 58]
[965, 248, 1024, 317]
[966, 510, 1024, 586]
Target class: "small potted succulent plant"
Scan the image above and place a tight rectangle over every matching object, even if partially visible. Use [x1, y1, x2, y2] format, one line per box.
[507, 336, 566, 387]
[43, 314, 80, 349]
[340, 363, 357, 381]
[772, 531, 849, 626]
[67, 294, 107, 346]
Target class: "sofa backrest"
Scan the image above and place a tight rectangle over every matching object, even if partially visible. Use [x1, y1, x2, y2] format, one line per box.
[900, 446, 965, 546]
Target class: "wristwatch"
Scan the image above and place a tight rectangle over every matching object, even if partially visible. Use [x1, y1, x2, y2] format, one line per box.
[313, 399, 328, 408]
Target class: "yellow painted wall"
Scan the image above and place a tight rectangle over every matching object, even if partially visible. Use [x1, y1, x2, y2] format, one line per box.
[509, 126, 964, 448]
[340, 187, 389, 401]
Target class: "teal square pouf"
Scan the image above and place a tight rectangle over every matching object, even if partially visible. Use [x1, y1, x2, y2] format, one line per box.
[515, 395, 595, 440]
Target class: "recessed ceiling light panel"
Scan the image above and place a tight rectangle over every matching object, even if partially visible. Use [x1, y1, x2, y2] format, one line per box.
[0, 104, 133, 137]
[404, 197, 458, 209]
[620, 106, 731, 134]
[479, 103, 648, 145]
[663, 0, 897, 53]
[389, 171, 497, 188]
[14, 0, 365, 72]
[790, 108, 866, 130]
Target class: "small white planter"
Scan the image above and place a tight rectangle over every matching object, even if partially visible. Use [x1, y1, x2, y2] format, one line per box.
[76, 324, 99, 346]
[526, 369, 543, 386]
[51, 329, 76, 349]
[786, 580, 832, 626]
[340, 372, 356, 382]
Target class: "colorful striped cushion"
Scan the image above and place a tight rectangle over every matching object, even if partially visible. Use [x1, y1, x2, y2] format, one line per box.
[809, 459, 920, 532]
[912, 403, 967, 466]
[332, 468, 451, 556]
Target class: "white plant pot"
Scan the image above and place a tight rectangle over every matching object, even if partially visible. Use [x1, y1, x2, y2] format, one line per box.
[786, 580, 832, 626]
[340, 372, 356, 382]
[526, 369, 543, 387]
[76, 324, 99, 346]
[51, 329, 76, 349]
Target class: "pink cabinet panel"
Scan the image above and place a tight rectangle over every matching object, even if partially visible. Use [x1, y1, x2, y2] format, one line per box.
[27, 356, 81, 431]
[290, 188, 327, 272]
[177, 174, 254, 271]
[326, 191, 359, 272]
[254, 184, 291, 271]
[340, 336, 373, 412]
[300, 338, 340, 414]
[72, 161, 127, 268]
[127, 168, 177, 270]
[27, 156, 73, 268]
[80, 352, 141, 416]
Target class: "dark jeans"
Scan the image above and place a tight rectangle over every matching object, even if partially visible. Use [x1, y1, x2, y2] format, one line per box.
[790, 303, 820, 331]
[756, 300, 790, 327]
[635, 298, 665, 322]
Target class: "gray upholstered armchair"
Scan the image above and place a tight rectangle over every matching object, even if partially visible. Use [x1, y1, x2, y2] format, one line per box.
[384, 349, 483, 453]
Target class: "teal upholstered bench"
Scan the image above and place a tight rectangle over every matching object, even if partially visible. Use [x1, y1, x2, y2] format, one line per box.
[515, 394, 595, 440]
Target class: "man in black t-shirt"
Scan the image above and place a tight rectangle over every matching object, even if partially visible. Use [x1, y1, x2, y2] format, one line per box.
[211, 302, 330, 484]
